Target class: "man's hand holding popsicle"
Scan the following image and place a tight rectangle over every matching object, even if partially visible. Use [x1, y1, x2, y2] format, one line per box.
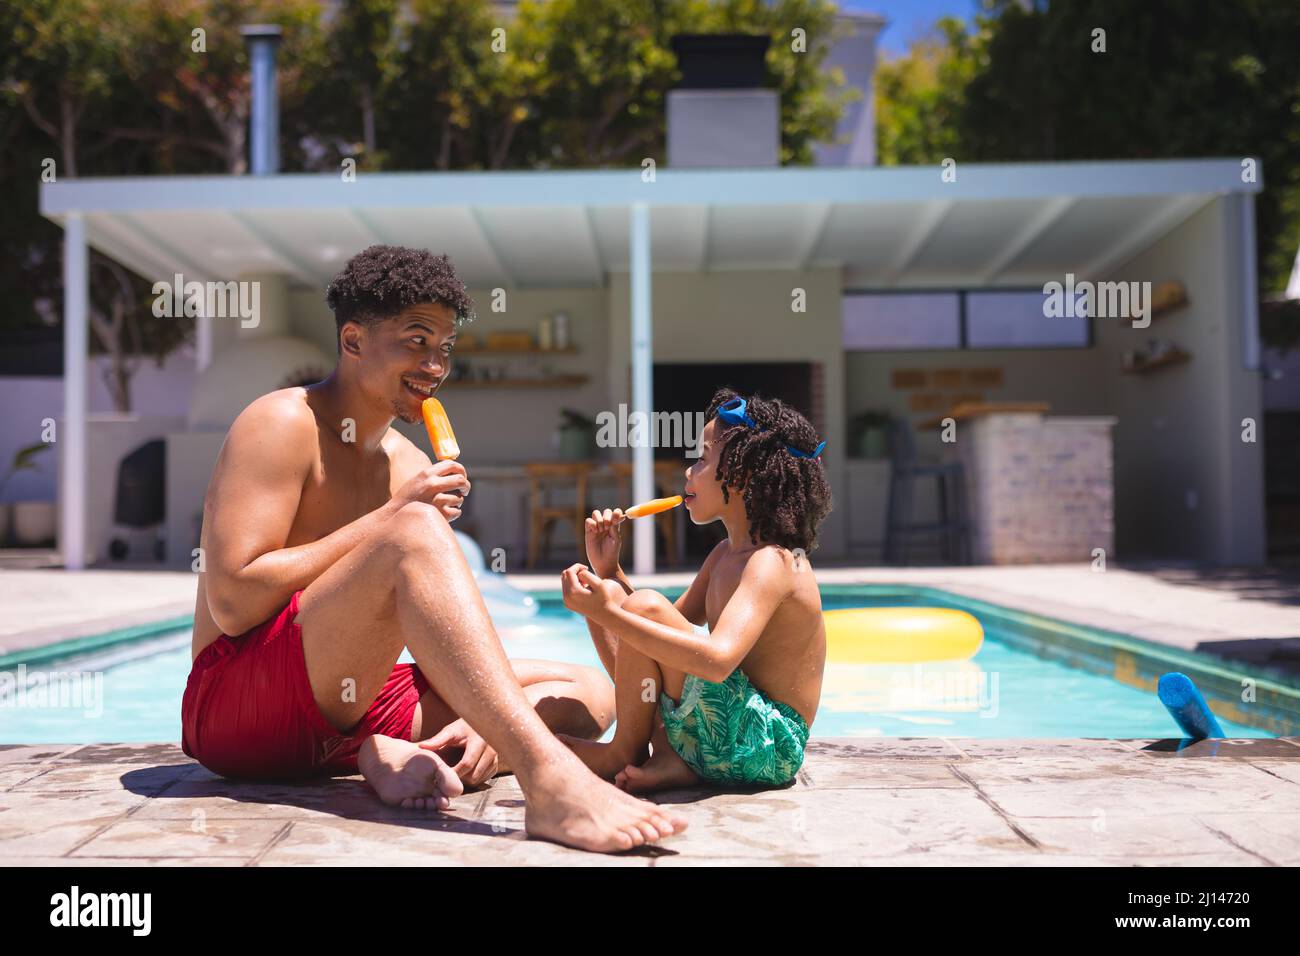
[423, 394, 684, 571]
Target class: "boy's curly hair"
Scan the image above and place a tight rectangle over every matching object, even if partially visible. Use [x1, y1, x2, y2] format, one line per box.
[704, 387, 833, 553]
[325, 245, 476, 350]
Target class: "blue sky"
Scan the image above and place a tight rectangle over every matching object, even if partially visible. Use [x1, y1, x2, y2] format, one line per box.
[841, 0, 978, 57]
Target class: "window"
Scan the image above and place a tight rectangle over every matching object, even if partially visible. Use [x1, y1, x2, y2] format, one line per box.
[966, 290, 1089, 348]
[843, 289, 1091, 351]
[842, 293, 961, 351]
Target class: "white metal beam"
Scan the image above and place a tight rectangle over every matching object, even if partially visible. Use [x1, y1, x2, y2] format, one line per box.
[882, 200, 953, 286]
[698, 204, 712, 272]
[629, 202, 655, 575]
[582, 205, 607, 279]
[466, 206, 516, 287]
[794, 202, 833, 271]
[979, 196, 1077, 283]
[1078, 194, 1213, 281]
[348, 207, 385, 247]
[228, 210, 320, 285]
[61, 214, 88, 570]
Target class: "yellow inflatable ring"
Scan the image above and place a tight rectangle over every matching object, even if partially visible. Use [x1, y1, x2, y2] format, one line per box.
[824, 608, 984, 664]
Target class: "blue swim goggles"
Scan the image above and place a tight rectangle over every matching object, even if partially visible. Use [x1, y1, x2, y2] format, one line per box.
[716, 397, 827, 459]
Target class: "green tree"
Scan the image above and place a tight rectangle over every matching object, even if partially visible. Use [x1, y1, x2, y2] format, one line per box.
[380, 0, 525, 170]
[875, 16, 977, 166]
[952, 0, 1300, 295]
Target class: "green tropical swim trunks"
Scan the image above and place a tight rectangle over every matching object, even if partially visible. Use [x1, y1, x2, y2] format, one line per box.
[659, 669, 810, 787]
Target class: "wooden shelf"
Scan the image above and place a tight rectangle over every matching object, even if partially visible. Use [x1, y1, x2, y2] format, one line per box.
[1150, 281, 1189, 320]
[1122, 348, 1191, 375]
[446, 374, 590, 389]
[457, 346, 578, 356]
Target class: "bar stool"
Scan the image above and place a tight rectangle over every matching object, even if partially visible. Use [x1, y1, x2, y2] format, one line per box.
[610, 460, 683, 566]
[524, 461, 592, 569]
[883, 420, 971, 565]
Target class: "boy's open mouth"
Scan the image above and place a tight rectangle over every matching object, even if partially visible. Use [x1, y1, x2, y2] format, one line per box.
[402, 377, 437, 399]
[683, 492, 696, 506]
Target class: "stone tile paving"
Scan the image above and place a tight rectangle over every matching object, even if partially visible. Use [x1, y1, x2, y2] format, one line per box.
[2, 737, 1297, 867]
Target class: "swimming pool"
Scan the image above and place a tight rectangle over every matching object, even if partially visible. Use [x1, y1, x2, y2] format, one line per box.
[0, 584, 1288, 744]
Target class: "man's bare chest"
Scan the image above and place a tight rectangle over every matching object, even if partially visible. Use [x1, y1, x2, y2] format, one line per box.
[288, 454, 393, 544]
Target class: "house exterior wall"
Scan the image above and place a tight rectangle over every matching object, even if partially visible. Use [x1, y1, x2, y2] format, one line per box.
[0, 352, 197, 508]
[606, 267, 847, 558]
[1102, 195, 1266, 564]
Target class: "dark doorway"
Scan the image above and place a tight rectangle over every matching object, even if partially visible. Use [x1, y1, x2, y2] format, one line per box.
[652, 361, 815, 559]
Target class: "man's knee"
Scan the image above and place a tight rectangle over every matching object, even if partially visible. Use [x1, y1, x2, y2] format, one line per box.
[541, 663, 614, 736]
[386, 501, 458, 558]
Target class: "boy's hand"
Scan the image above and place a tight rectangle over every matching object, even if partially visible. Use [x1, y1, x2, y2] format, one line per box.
[561, 563, 626, 620]
[584, 508, 626, 578]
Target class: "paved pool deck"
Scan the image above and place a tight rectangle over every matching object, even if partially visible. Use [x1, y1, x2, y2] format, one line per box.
[3, 736, 1299, 866]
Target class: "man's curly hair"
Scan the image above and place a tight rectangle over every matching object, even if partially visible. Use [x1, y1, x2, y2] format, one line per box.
[325, 245, 475, 350]
[704, 387, 833, 554]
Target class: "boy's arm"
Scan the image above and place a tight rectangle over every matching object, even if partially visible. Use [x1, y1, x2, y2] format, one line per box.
[671, 539, 724, 626]
[582, 548, 792, 682]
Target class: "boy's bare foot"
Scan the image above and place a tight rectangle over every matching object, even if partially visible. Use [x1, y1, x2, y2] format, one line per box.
[615, 743, 700, 794]
[558, 732, 647, 781]
[359, 734, 464, 810]
[521, 748, 688, 853]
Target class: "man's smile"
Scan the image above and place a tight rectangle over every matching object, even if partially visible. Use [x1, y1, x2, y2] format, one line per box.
[401, 376, 438, 399]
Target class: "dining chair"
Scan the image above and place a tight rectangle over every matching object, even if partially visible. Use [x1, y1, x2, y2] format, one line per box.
[524, 461, 593, 569]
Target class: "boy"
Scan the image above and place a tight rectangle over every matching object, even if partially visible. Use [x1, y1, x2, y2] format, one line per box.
[560, 388, 832, 791]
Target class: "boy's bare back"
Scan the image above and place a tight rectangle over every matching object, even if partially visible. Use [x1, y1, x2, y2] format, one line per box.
[700, 540, 826, 726]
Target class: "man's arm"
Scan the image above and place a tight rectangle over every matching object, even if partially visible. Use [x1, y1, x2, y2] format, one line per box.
[575, 547, 793, 682]
[201, 395, 400, 636]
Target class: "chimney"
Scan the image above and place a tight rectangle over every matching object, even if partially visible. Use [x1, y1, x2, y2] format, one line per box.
[813, 12, 887, 167]
[241, 24, 282, 175]
[667, 34, 778, 168]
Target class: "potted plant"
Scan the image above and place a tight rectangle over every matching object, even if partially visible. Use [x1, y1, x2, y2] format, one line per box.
[0, 442, 53, 546]
[556, 408, 597, 460]
[849, 411, 892, 459]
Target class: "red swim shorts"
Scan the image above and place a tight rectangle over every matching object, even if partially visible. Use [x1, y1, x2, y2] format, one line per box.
[181, 591, 431, 779]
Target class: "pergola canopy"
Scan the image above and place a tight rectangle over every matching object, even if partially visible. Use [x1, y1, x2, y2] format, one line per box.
[41, 159, 1261, 290]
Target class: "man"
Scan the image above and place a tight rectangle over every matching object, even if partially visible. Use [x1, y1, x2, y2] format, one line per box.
[182, 245, 685, 852]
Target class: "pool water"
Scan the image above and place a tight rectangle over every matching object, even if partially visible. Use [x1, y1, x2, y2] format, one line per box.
[0, 588, 1272, 744]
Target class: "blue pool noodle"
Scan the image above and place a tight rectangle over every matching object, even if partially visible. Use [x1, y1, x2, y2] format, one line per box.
[1157, 672, 1225, 739]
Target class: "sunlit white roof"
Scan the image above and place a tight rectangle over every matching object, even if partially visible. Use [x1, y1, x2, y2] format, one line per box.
[41, 158, 1260, 289]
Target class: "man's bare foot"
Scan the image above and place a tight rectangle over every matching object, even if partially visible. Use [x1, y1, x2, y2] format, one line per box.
[558, 732, 646, 781]
[521, 748, 688, 853]
[615, 742, 700, 793]
[359, 734, 464, 810]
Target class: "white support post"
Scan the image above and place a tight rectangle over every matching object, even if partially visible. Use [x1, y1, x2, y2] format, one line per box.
[630, 202, 655, 575]
[61, 213, 88, 570]
[196, 312, 213, 371]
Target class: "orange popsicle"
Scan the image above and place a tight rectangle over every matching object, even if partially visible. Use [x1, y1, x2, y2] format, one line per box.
[421, 397, 461, 461]
[625, 495, 683, 518]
